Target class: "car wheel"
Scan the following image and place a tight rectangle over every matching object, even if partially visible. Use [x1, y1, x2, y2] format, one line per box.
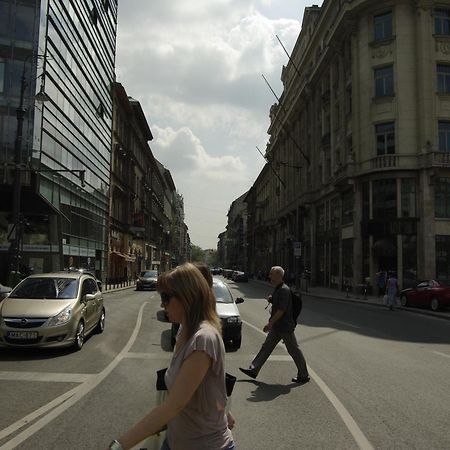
[400, 295, 408, 307]
[95, 308, 105, 333]
[431, 297, 440, 311]
[73, 321, 85, 351]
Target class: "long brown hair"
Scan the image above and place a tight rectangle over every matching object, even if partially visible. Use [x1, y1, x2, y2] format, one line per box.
[157, 263, 221, 339]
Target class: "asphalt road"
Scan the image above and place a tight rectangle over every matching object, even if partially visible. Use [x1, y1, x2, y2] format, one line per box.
[0, 279, 449, 450]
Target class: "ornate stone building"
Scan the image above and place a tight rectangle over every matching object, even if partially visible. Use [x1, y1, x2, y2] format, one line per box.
[245, 0, 450, 291]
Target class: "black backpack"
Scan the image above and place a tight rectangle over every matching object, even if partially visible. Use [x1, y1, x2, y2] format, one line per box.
[291, 289, 303, 326]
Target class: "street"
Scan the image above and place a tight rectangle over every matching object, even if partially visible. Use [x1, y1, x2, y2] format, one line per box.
[1, 279, 449, 450]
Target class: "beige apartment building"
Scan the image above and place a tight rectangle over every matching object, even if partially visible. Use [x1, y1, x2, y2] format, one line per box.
[246, 0, 450, 291]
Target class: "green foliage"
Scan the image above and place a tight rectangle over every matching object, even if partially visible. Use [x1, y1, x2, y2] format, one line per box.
[190, 245, 205, 262]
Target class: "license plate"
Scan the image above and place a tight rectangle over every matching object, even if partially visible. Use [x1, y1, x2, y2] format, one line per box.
[7, 331, 38, 339]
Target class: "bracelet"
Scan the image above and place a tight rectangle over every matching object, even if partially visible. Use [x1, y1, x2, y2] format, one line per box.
[109, 439, 124, 450]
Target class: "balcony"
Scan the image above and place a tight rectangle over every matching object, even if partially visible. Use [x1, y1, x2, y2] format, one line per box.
[371, 154, 398, 169]
[424, 151, 450, 167]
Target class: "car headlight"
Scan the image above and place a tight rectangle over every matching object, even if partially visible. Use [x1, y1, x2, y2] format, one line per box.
[225, 316, 241, 324]
[47, 306, 72, 327]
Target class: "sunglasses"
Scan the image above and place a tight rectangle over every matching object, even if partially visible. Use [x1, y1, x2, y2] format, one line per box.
[160, 292, 173, 306]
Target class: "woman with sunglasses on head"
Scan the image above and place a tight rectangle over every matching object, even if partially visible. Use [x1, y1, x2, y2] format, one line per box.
[106, 263, 235, 450]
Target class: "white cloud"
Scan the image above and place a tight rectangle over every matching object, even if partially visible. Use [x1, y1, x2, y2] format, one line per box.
[116, 0, 306, 248]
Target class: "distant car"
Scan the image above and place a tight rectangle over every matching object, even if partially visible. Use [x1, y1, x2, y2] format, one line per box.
[400, 280, 450, 311]
[0, 283, 12, 301]
[232, 271, 248, 282]
[211, 267, 222, 275]
[0, 271, 105, 350]
[171, 278, 244, 349]
[136, 270, 158, 291]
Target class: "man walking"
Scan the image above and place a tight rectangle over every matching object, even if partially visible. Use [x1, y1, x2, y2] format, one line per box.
[239, 265, 310, 384]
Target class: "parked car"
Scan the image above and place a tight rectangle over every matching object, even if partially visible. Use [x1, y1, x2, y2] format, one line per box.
[211, 267, 223, 275]
[400, 279, 450, 311]
[170, 278, 244, 349]
[0, 271, 105, 350]
[136, 270, 158, 291]
[0, 283, 12, 301]
[232, 271, 248, 282]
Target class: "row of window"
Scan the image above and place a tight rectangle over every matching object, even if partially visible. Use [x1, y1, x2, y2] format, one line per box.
[373, 8, 450, 41]
[375, 120, 450, 154]
[373, 64, 450, 98]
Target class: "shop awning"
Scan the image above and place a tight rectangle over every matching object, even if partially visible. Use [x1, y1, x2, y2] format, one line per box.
[110, 251, 136, 262]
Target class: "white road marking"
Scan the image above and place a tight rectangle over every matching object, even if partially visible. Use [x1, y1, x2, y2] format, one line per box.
[0, 371, 92, 383]
[242, 319, 375, 450]
[0, 302, 148, 450]
[332, 319, 362, 329]
[124, 352, 167, 360]
[433, 350, 450, 359]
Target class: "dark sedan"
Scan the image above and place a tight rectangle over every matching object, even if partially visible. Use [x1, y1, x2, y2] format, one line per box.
[400, 280, 450, 311]
[136, 270, 158, 291]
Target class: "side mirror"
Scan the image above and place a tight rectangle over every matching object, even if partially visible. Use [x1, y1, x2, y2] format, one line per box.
[235, 297, 244, 304]
[85, 293, 96, 302]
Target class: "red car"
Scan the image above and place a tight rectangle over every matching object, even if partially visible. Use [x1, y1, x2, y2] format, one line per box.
[400, 280, 450, 311]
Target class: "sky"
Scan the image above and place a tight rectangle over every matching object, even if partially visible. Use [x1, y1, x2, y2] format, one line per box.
[115, 1, 316, 249]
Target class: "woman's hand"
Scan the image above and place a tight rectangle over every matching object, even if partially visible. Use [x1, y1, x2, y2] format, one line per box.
[227, 411, 236, 430]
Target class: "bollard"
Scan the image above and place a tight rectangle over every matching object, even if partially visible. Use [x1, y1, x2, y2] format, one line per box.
[346, 286, 349, 298]
[363, 286, 367, 300]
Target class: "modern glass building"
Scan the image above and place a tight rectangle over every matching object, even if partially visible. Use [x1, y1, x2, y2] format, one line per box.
[0, 0, 118, 283]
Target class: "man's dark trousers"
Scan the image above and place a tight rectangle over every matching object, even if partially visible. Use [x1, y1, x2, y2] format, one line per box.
[250, 328, 308, 378]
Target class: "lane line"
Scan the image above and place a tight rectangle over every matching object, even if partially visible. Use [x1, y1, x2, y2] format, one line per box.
[0, 371, 93, 383]
[242, 319, 375, 450]
[0, 302, 148, 449]
[432, 350, 450, 359]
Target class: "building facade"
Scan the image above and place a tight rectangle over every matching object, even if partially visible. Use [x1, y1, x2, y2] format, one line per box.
[245, 0, 450, 291]
[0, 0, 118, 283]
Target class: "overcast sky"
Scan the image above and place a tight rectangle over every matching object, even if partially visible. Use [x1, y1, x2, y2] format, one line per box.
[115, 1, 317, 249]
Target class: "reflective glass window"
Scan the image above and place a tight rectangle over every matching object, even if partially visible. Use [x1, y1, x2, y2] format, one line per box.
[374, 11, 392, 41]
[374, 66, 394, 97]
[438, 121, 450, 151]
[0, 58, 4, 94]
[14, 4, 35, 41]
[0, 0, 9, 37]
[437, 64, 450, 93]
[435, 8, 450, 35]
[372, 179, 397, 219]
[435, 178, 450, 218]
[436, 235, 450, 281]
[376, 122, 395, 155]
[401, 178, 416, 218]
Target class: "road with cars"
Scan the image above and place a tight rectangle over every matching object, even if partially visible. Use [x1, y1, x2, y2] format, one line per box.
[0, 278, 449, 449]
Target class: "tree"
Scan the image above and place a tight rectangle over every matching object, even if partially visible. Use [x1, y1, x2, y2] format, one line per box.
[190, 245, 205, 262]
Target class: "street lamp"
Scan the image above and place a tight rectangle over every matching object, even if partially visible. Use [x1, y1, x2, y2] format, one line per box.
[7, 55, 49, 284]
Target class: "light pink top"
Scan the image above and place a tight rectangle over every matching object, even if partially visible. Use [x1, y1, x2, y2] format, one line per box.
[165, 321, 233, 450]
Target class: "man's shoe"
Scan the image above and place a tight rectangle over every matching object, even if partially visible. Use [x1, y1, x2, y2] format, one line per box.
[292, 375, 310, 384]
[239, 367, 257, 379]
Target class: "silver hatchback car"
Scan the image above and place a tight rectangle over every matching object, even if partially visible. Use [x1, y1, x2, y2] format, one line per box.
[0, 271, 105, 351]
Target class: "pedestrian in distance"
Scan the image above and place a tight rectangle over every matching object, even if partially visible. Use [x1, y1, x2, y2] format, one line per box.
[376, 269, 387, 297]
[386, 271, 399, 311]
[106, 263, 235, 450]
[239, 265, 310, 384]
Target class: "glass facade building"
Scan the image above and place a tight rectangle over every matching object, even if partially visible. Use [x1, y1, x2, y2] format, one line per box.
[0, 0, 118, 282]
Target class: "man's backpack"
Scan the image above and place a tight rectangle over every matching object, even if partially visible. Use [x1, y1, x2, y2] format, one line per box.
[291, 289, 303, 326]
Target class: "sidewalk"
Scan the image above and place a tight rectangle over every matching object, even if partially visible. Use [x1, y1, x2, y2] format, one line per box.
[250, 278, 450, 321]
[301, 285, 450, 321]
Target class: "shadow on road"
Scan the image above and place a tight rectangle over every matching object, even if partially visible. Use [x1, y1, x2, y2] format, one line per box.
[238, 379, 297, 402]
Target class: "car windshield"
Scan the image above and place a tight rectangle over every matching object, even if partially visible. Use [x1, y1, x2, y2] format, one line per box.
[9, 278, 79, 299]
[213, 283, 234, 304]
[140, 271, 158, 277]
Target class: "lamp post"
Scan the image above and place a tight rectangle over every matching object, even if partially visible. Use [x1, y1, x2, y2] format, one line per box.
[7, 56, 49, 284]
[8, 59, 30, 281]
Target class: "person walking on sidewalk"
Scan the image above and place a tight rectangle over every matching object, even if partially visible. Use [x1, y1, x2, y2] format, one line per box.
[386, 272, 399, 311]
[239, 265, 310, 384]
